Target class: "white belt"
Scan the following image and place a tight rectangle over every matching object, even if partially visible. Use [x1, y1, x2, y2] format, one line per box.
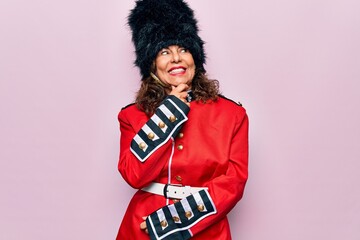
[141, 182, 208, 199]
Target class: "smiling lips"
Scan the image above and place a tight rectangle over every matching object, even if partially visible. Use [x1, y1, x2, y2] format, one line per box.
[168, 66, 186, 75]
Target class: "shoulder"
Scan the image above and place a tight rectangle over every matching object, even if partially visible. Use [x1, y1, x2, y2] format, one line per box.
[214, 95, 248, 123]
[118, 103, 144, 121]
[121, 102, 136, 111]
[217, 95, 246, 111]
[218, 95, 243, 106]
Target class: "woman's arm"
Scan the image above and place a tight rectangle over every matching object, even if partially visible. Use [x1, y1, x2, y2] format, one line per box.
[118, 95, 190, 189]
[191, 111, 249, 235]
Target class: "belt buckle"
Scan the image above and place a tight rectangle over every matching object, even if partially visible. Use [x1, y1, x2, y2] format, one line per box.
[163, 183, 182, 198]
[164, 184, 192, 199]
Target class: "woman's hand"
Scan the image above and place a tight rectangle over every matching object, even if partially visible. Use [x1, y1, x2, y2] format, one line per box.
[140, 216, 148, 234]
[169, 84, 191, 107]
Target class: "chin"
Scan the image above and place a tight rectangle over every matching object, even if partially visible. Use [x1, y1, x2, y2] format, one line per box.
[170, 78, 191, 86]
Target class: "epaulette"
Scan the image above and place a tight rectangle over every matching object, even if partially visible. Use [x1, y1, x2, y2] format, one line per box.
[121, 102, 136, 110]
[218, 95, 243, 107]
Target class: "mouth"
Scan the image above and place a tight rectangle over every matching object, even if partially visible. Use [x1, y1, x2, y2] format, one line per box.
[168, 66, 186, 75]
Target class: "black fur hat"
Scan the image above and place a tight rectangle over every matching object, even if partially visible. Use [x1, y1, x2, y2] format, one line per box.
[128, 0, 206, 79]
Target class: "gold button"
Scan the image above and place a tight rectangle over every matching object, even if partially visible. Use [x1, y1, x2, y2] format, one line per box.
[185, 211, 192, 219]
[197, 204, 205, 212]
[175, 175, 182, 182]
[178, 133, 184, 138]
[139, 142, 146, 149]
[177, 144, 183, 150]
[169, 115, 176, 122]
[172, 216, 180, 222]
[173, 199, 180, 203]
[158, 121, 166, 128]
[147, 132, 155, 140]
[160, 220, 168, 227]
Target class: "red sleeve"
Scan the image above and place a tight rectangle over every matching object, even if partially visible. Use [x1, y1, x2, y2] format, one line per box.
[118, 96, 190, 189]
[118, 109, 172, 189]
[190, 110, 249, 235]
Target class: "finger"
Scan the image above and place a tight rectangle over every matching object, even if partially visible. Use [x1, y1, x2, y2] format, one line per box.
[169, 86, 179, 96]
[179, 92, 188, 99]
[175, 83, 189, 92]
[140, 221, 147, 230]
[171, 87, 188, 98]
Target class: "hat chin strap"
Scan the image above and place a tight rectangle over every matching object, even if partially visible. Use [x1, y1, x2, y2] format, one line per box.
[150, 72, 171, 88]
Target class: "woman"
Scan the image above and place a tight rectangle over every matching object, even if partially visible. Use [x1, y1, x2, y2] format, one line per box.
[117, 0, 249, 239]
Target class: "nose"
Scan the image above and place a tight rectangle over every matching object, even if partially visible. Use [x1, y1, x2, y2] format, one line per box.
[171, 51, 181, 63]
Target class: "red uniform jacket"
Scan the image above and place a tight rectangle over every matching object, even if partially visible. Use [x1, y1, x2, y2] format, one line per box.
[117, 95, 249, 240]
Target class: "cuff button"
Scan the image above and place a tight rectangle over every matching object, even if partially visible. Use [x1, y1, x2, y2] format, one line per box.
[147, 132, 155, 140]
[197, 204, 205, 212]
[139, 142, 146, 149]
[160, 220, 168, 227]
[158, 121, 166, 128]
[169, 115, 177, 122]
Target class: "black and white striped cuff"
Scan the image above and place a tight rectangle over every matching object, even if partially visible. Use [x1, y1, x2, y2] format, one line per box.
[146, 189, 217, 240]
[130, 95, 190, 162]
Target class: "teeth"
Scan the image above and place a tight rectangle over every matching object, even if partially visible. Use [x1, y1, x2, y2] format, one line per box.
[169, 68, 185, 74]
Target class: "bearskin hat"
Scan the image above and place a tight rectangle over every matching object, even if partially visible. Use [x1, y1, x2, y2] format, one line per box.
[128, 0, 206, 79]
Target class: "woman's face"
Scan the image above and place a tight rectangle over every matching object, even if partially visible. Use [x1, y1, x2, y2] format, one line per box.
[154, 45, 195, 87]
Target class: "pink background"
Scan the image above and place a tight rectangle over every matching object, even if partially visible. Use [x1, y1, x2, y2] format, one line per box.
[1, 0, 359, 239]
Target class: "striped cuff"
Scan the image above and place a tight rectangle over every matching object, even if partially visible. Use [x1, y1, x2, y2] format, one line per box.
[146, 189, 217, 240]
[130, 95, 190, 162]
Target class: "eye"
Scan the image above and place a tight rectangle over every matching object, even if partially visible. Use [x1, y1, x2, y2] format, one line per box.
[160, 49, 169, 55]
[180, 48, 188, 53]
